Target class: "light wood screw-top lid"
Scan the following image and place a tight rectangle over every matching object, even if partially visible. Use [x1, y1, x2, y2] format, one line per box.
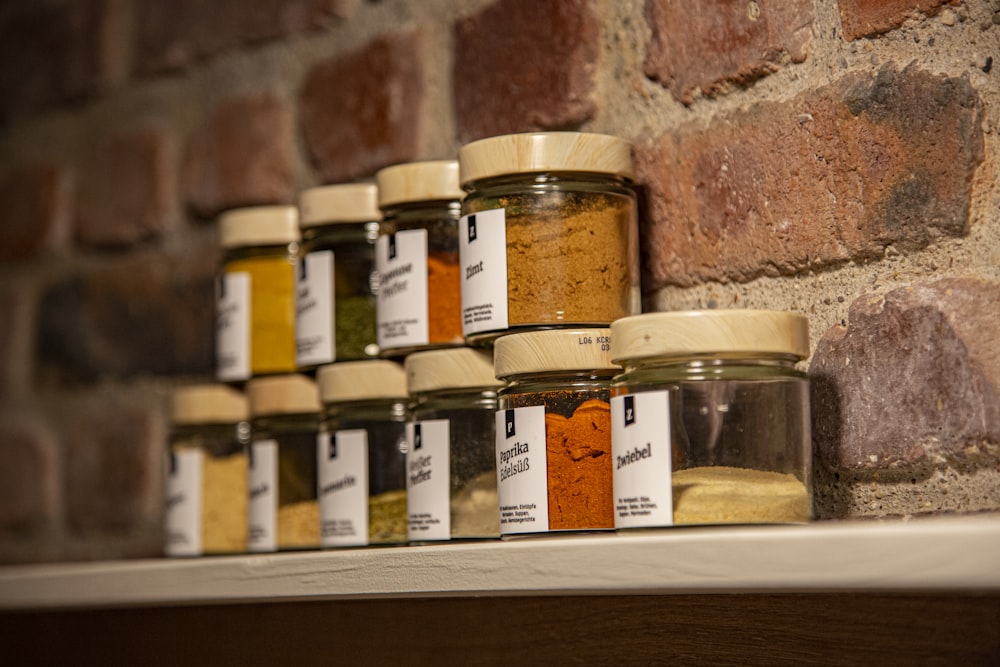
[247, 374, 320, 416]
[375, 160, 463, 207]
[494, 329, 616, 378]
[610, 310, 810, 363]
[299, 183, 381, 227]
[317, 360, 408, 403]
[219, 205, 299, 249]
[458, 131, 635, 185]
[172, 384, 248, 424]
[405, 348, 502, 394]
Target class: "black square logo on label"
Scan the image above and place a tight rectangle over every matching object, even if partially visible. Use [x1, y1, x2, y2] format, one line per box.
[249, 443, 255, 468]
[328, 435, 337, 460]
[217, 275, 226, 300]
[388, 233, 397, 260]
[505, 409, 516, 439]
[299, 257, 308, 281]
[624, 395, 636, 427]
[467, 215, 477, 243]
[413, 423, 423, 450]
[168, 451, 178, 476]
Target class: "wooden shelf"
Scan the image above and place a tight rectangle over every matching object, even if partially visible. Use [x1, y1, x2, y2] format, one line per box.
[2, 515, 999, 611]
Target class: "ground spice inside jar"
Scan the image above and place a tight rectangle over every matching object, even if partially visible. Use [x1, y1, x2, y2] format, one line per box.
[225, 255, 296, 374]
[428, 252, 462, 344]
[201, 452, 248, 553]
[369, 489, 407, 543]
[672, 466, 809, 525]
[544, 398, 614, 529]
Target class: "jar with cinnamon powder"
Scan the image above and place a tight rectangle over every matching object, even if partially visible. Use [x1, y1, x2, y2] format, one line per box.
[374, 161, 464, 356]
[458, 132, 639, 343]
[493, 329, 617, 535]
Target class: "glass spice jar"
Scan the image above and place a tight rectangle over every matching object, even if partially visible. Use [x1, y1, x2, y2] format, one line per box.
[405, 348, 502, 542]
[609, 310, 812, 528]
[216, 206, 299, 382]
[165, 384, 250, 557]
[374, 160, 464, 356]
[316, 360, 409, 547]
[246, 374, 321, 552]
[457, 132, 640, 343]
[296, 183, 381, 369]
[493, 329, 617, 535]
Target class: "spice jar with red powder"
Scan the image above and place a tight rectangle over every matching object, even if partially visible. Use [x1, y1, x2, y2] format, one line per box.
[493, 329, 617, 535]
[374, 161, 464, 356]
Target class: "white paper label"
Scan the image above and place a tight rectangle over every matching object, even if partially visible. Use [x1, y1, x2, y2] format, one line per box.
[459, 208, 508, 336]
[164, 449, 203, 557]
[248, 440, 277, 552]
[319, 430, 369, 547]
[216, 272, 250, 382]
[406, 420, 450, 541]
[296, 250, 335, 367]
[611, 391, 673, 528]
[495, 406, 549, 534]
[376, 229, 429, 350]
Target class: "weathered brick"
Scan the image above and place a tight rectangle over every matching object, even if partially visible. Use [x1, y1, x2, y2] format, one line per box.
[135, 0, 346, 74]
[811, 278, 1000, 471]
[76, 126, 177, 248]
[183, 92, 295, 218]
[637, 64, 983, 290]
[453, 0, 598, 142]
[0, 163, 72, 262]
[0, 414, 59, 531]
[38, 249, 215, 382]
[299, 32, 423, 183]
[644, 0, 814, 105]
[839, 0, 952, 41]
[0, 280, 33, 395]
[62, 392, 164, 533]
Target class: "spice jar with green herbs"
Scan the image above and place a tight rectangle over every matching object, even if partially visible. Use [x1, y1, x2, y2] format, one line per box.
[457, 132, 639, 343]
[217, 206, 299, 382]
[405, 347, 502, 542]
[317, 360, 409, 547]
[165, 384, 250, 557]
[610, 310, 812, 527]
[494, 329, 617, 535]
[374, 161, 464, 356]
[246, 374, 321, 552]
[296, 183, 380, 368]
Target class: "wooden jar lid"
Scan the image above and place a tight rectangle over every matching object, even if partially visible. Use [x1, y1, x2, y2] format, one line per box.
[172, 384, 248, 424]
[375, 161, 463, 207]
[317, 360, 408, 403]
[299, 183, 381, 226]
[247, 374, 320, 416]
[494, 329, 616, 378]
[405, 348, 502, 394]
[219, 206, 299, 248]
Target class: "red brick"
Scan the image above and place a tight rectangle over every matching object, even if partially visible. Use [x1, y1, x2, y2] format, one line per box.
[63, 392, 164, 533]
[76, 126, 177, 248]
[839, 0, 952, 41]
[299, 32, 423, 183]
[811, 278, 1000, 470]
[135, 0, 346, 74]
[38, 249, 216, 382]
[0, 163, 72, 262]
[453, 0, 599, 143]
[636, 65, 984, 290]
[0, 414, 60, 531]
[644, 0, 814, 105]
[0, 280, 33, 395]
[183, 92, 295, 218]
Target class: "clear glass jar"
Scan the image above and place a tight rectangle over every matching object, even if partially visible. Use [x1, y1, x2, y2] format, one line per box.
[246, 375, 321, 552]
[374, 161, 464, 356]
[217, 206, 299, 382]
[405, 348, 502, 541]
[494, 329, 616, 535]
[610, 310, 812, 528]
[165, 385, 250, 557]
[317, 361, 409, 547]
[458, 132, 640, 343]
[296, 184, 380, 368]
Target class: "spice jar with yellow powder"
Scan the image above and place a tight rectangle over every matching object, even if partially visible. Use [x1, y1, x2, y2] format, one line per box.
[493, 329, 617, 535]
[165, 384, 250, 557]
[246, 374, 321, 552]
[609, 310, 812, 528]
[217, 205, 299, 382]
[458, 132, 639, 343]
[317, 360, 408, 547]
[374, 161, 464, 356]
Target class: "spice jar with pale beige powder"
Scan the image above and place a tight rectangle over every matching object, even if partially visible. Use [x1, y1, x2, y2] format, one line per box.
[609, 310, 812, 528]
[457, 132, 639, 344]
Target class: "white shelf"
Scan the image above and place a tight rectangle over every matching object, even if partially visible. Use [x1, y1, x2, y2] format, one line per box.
[1, 515, 998, 611]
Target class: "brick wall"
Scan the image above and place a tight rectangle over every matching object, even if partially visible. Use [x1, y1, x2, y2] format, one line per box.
[0, 0, 997, 563]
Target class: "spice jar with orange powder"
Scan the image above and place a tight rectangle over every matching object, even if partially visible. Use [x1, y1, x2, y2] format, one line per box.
[493, 329, 617, 535]
[374, 161, 464, 356]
